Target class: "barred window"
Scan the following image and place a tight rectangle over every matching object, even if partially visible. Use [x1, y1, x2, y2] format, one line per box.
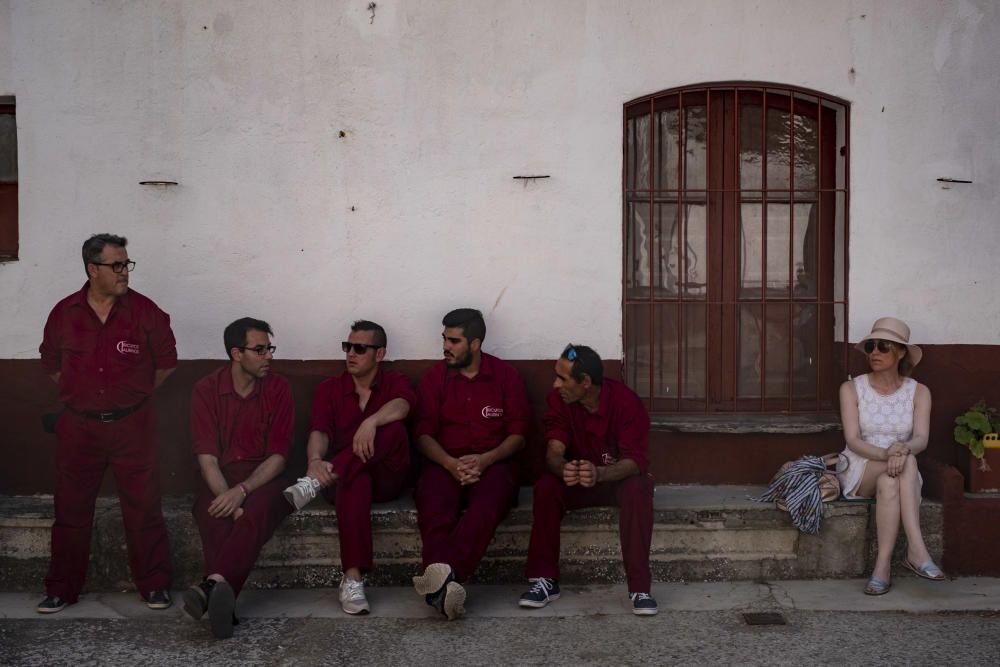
[624, 84, 848, 413]
[0, 96, 17, 261]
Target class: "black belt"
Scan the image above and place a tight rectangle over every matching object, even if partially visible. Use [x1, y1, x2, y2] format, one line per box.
[69, 398, 148, 423]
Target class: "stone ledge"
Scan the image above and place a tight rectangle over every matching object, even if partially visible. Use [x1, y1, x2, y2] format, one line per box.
[651, 414, 843, 434]
[0, 487, 941, 592]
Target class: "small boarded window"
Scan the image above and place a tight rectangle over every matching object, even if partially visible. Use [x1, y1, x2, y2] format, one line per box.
[0, 96, 17, 261]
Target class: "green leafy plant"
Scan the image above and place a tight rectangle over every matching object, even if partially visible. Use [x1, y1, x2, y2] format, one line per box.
[954, 401, 1000, 472]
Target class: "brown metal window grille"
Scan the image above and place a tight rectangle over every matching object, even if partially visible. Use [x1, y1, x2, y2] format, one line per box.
[623, 84, 849, 413]
[0, 97, 17, 261]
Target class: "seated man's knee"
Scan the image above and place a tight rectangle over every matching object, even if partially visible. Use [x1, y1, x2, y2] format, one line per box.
[376, 420, 408, 446]
[533, 473, 563, 500]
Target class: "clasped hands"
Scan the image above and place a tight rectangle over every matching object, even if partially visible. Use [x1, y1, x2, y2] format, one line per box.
[452, 454, 486, 485]
[563, 459, 600, 488]
[885, 441, 912, 477]
[208, 485, 246, 521]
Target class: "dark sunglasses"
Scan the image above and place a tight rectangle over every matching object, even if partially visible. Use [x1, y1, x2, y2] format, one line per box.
[863, 339, 896, 354]
[562, 343, 578, 361]
[239, 344, 276, 356]
[342, 342, 383, 354]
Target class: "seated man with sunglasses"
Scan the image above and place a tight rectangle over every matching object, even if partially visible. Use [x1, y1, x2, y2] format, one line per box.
[183, 317, 294, 639]
[284, 320, 416, 615]
[519, 344, 657, 616]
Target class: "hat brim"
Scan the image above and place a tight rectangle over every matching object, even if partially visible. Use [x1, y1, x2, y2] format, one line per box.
[854, 335, 922, 367]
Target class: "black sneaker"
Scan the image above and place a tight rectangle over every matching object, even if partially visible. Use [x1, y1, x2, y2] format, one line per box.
[518, 578, 561, 608]
[36, 596, 68, 614]
[182, 580, 216, 621]
[146, 590, 172, 610]
[208, 580, 236, 639]
[629, 591, 658, 616]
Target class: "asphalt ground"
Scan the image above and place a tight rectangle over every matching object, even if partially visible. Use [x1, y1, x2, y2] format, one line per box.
[2, 580, 999, 666]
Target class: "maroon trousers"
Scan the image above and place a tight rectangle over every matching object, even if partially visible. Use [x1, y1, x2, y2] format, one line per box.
[415, 459, 517, 582]
[46, 406, 171, 603]
[323, 421, 409, 573]
[526, 472, 654, 592]
[192, 461, 292, 596]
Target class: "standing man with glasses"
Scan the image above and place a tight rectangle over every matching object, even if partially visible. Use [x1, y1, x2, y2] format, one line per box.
[37, 234, 176, 614]
[284, 320, 416, 615]
[411, 308, 531, 620]
[182, 317, 294, 639]
[518, 344, 658, 615]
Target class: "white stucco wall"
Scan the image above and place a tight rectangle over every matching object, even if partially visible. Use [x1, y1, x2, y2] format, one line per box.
[0, 0, 997, 360]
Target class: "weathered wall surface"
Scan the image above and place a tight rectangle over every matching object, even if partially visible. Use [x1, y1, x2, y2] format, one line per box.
[0, 1, 997, 363]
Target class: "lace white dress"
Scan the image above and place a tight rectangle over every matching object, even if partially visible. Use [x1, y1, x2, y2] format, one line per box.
[837, 374, 921, 499]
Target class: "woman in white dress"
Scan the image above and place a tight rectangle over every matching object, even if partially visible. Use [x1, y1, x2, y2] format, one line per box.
[837, 317, 945, 595]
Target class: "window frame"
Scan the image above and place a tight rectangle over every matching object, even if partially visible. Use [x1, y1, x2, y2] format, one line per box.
[0, 97, 17, 261]
[622, 82, 850, 414]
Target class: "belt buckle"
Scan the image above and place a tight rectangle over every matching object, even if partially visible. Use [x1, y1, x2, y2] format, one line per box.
[99, 411, 115, 423]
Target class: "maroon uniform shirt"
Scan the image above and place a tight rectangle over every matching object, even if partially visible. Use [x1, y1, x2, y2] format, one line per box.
[414, 352, 530, 455]
[542, 378, 650, 472]
[39, 284, 177, 411]
[308, 368, 416, 453]
[190, 366, 294, 467]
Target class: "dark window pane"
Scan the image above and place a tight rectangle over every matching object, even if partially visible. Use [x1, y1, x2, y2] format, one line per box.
[766, 99, 791, 190]
[740, 104, 762, 191]
[739, 203, 763, 298]
[685, 105, 707, 190]
[682, 304, 706, 400]
[625, 202, 650, 298]
[653, 303, 679, 400]
[793, 303, 818, 399]
[682, 203, 707, 299]
[653, 203, 679, 297]
[793, 202, 817, 299]
[656, 108, 679, 190]
[627, 114, 650, 190]
[0, 114, 16, 183]
[737, 304, 763, 399]
[766, 202, 790, 299]
[793, 97, 818, 190]
[764, 302, 790, 399]
[625, 303, 652, 399]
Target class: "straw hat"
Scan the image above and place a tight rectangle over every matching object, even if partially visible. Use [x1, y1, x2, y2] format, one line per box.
[855, 316, 922, 368]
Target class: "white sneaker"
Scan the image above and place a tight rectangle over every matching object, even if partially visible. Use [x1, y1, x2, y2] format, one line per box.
[283, 476, 321, 510]
[339, 577, 370, 615]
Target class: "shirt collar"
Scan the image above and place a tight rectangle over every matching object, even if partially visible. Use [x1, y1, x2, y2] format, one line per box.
[68, 282, 132, 314]
[219, 365, 262, 399]
[447, 351, 495, 380]
[340, 367, 382, 395]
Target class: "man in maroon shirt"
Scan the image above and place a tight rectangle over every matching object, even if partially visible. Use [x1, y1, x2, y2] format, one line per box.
[182, 317, 294, 639]
[37, 234, 176, 614]
[411, 308, 531, 620]
[286, 320, 415, 615]
[519, 344, 657, 616]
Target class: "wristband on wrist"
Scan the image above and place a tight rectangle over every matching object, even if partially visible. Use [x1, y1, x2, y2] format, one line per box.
[238, 483, 249, 498]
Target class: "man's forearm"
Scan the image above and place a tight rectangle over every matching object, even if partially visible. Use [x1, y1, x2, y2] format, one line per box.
[306, 431, 330, 462]
[417, 434, 457, 470]
[240, 454, 286, 493]
[197, 454, 230, 496]
[545, 440, 569, 477]
[480, 434, 526, 468]
[369, 397, 410, 427]
[597, 457, 641, 484]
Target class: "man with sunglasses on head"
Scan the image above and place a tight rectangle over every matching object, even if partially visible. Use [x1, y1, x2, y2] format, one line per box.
[37, 234, 176, 614]
[183, 317, 294, 639]
[411, 308, 531, 620]
[519, 344, 657, 616]
[284, 320, 416, 615]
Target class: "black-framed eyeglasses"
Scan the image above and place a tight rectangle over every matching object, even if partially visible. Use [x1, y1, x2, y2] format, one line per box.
[863, 339, 896, 354]
[562, 343, 578, 361]
[239, 345, 276, 356]
[91, 260, 136, 274]
[342, 342, 382, 354]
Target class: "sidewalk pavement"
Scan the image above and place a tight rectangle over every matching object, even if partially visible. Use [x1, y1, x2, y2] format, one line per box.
[3, 578, 999, 620]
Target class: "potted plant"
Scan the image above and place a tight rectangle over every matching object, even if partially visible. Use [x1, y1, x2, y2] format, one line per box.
[954, 401, 1000, 492]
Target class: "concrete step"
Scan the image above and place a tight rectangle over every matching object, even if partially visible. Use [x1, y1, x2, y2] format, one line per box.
[0, 486, 942, 593]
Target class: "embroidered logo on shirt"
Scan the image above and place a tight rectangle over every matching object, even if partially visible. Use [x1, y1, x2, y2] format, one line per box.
[481, 405, 504, 419]
[601, 453, 618, 466]
[116, 341, 140, 355]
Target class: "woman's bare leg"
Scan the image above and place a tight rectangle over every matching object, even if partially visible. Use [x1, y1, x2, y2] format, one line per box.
[855, 461, 898, 582]
[897, 454, 932, 565]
